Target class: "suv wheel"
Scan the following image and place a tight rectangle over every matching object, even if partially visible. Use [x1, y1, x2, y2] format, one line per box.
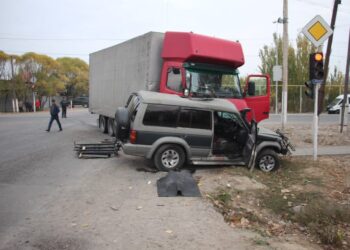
[256, 149, 279, 172]
[154, 144, 185, 171]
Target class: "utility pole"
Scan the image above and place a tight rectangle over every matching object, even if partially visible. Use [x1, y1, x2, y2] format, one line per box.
[281, 0, 288, 130]
[319, 0, 341, 115]
[275, 37, 279, 114]
[340, 29, 350, 133]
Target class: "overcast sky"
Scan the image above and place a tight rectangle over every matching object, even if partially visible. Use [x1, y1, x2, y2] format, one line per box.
[0, 0, 349, 76]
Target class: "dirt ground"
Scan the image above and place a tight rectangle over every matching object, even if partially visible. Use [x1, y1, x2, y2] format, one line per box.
[197, 123, 350, 250]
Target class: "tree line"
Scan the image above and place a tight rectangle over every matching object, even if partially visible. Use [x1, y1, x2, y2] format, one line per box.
[0, 51, 89, 111]
[258, 34, 345, 112]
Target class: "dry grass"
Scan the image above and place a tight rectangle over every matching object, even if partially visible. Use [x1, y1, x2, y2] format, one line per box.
[207, 156, 350, 249]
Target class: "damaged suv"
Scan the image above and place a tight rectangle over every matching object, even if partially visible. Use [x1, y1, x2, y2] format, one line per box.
[115, 91, 294, 172]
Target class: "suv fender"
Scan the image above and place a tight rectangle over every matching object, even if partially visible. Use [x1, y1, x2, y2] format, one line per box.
[256, 141, 281, 155]
[146, 137, 191, 162]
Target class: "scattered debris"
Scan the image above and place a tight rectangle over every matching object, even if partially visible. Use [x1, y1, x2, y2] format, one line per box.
[281, 189, 290, 193]
[109, 206, 119, 211]
[136, 167, 158, 173]
[74, 140, 120, 158]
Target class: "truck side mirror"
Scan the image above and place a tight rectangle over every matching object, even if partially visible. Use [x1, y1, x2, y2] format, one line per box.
[247, 81, 255, 96]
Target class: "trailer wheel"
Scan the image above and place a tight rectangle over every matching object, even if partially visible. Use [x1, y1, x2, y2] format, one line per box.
[115, 107, 130, 140]
[99, 115, 108, 134]
[108, 118, 115, 137]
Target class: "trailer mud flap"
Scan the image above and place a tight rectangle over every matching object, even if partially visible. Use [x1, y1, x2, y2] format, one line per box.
[157, 170, 201, 197]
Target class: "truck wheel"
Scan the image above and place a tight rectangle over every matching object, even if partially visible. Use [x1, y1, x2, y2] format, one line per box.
[154, 144, 185, 172]
[108, 118, 115, 137]
[256, 149, 279, 172]
[99, 115, 108, 134]
[115, 107, 130, 140]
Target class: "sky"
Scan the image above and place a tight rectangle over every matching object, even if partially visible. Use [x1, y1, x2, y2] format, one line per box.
[0, 0, 349, 76]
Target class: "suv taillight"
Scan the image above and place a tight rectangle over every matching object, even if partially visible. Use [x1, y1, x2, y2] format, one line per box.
[129, 130, 137, 144]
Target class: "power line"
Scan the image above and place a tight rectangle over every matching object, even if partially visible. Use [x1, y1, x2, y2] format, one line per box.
[0, 36, 126, 41]
[2, 50, 90, 57]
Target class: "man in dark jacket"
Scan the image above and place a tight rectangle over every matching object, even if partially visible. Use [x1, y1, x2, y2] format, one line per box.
[60, 98, 68, 118]
[46, 99, 62, 132]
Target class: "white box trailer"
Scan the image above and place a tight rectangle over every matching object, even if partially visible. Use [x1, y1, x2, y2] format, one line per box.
[89, 32, 164, 118]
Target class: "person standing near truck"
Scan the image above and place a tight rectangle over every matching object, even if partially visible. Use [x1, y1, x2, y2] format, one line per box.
[60, 98, 68, 118]
[46, 99, 62, 132]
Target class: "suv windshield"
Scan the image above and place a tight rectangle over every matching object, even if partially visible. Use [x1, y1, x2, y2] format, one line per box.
[184, 63, 242, 98]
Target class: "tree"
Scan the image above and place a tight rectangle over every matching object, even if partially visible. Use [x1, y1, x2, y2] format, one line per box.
[0, 51, 10, 80]
[17, 52, 64, 107]
[259, 34, 317, 85]
[56, 57, 89, 97]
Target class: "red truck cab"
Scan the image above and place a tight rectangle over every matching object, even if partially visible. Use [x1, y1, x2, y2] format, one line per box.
[159, 32, 270, 122]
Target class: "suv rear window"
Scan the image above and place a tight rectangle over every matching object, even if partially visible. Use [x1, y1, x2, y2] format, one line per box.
[143, 104, 212, 130]
[178, 109, 211, 130]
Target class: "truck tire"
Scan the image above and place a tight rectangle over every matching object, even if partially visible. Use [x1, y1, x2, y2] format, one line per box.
[154, 144, 185, 171]
[99, 115, 108, 134]
[115, 107, 130, 141]
[108, 118, 115, 137]
[256, 149, 279, 172]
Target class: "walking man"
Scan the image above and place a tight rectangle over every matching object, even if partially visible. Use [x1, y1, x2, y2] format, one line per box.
[46, 99, 62, 132]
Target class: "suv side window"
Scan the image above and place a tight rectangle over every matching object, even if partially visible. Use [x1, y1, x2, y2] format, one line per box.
[178, 108, 212, 130]
[143, 104, 179, 127]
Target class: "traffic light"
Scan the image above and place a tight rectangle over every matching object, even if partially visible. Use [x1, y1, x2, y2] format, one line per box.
[309, 52, 324, 81]
[304, 81, 314, 99]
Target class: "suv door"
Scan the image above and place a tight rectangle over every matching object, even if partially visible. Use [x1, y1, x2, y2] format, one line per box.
[242, 120, 257, 169]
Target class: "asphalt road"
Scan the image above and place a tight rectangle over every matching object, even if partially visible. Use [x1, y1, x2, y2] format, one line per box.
[0, 109, 259, 250]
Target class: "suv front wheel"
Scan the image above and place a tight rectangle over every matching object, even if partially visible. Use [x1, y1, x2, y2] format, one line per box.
[256, 149, 279, 172]
[154, 144, 185, 171]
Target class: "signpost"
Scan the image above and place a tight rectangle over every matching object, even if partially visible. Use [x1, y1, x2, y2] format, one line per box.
[302, 16, 332, 161]
[302, 15, 333, 48]
[273, 65, 282, 114]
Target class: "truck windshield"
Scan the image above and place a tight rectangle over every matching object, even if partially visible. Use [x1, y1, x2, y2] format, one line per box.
[185, 66, 242, 98]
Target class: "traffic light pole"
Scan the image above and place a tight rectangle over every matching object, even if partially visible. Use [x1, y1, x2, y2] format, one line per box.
[313, 83, 320, 160]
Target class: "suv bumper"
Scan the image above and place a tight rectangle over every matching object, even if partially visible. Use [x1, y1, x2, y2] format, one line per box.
[122, 143, 152, 158]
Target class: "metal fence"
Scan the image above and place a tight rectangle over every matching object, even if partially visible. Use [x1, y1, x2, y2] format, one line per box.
[270, 84, 344, 113]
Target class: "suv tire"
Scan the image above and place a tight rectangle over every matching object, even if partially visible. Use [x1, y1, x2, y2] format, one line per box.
[256, 149, 279, 172]
[115, 107, 130, 140]
[154, 144, 185, 171]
